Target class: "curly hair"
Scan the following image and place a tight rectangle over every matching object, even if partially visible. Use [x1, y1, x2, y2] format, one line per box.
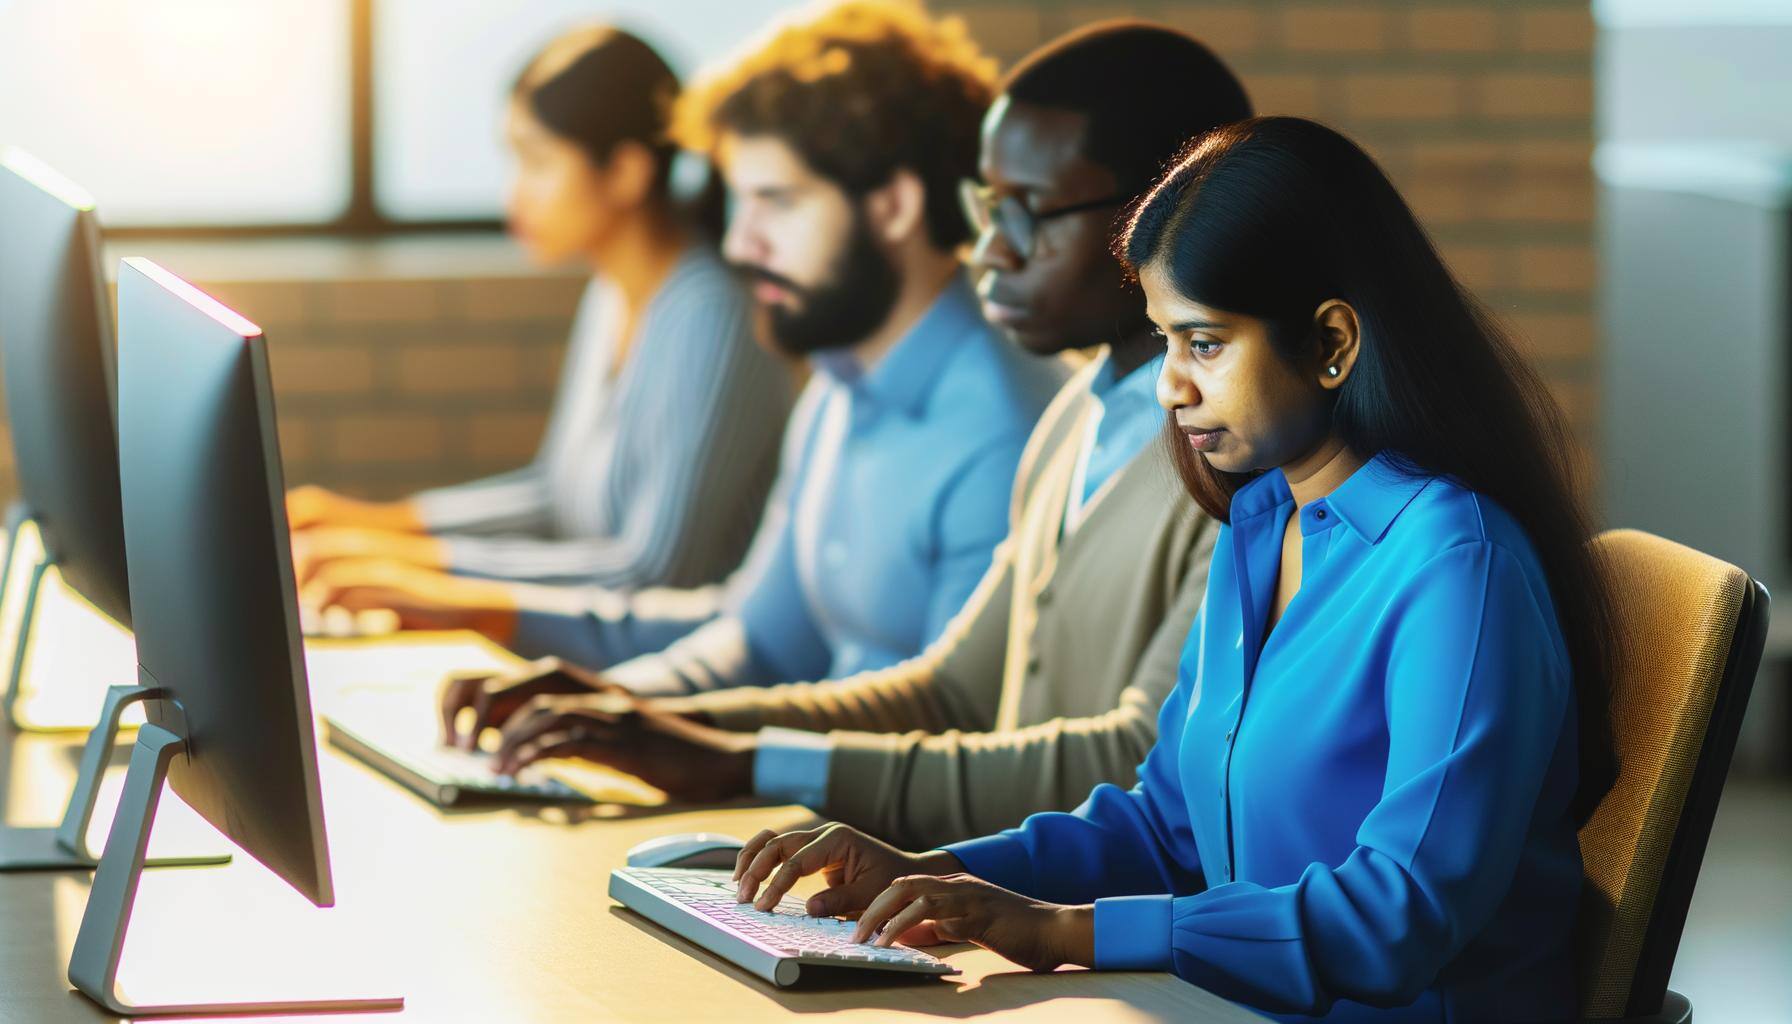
[671, 0, 996, 249]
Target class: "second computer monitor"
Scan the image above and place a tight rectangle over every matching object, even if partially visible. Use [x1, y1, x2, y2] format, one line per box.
[114, 256, 332, 903]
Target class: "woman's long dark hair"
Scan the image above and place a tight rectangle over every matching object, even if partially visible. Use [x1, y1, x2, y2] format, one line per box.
[513, 26, 725, 237]
[1123, 116, 1615, 822]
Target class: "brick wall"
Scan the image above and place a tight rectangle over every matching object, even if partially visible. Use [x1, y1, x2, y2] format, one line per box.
[0, 1, 1597, 505]
[205, 273, 586, 501]
[941, 0, 1599, 449]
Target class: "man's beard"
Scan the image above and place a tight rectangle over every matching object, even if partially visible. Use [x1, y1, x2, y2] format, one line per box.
[735, 213, 901, 357]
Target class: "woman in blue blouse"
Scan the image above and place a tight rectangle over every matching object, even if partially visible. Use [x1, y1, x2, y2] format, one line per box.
[730, 116, 1618, 1022]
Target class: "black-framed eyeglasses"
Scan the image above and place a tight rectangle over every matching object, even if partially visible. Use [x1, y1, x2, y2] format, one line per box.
[959, 180, 1125, 260]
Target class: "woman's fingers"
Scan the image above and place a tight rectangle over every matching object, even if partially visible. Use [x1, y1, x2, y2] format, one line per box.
[803, 870, 891, 919]
[872, 891, 947, 948]
[733, 829, 780, 881]
[851, 875, 946, 944]
[735, 828, 825, 905]
[751, 830, 851, 911]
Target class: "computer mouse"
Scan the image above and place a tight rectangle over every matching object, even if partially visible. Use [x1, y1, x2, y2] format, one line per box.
[625, 832, 747, 869]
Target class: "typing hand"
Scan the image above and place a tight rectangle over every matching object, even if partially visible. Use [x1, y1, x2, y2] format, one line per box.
[731, 822, 960, 919]
[850, 873, 1095, 973]
[438, 657, 612, 750]
[290, 526, 445, 585]
[301, 558, 519, 641]
[286, 485, 424, 533]
[489, 694, 755, 801]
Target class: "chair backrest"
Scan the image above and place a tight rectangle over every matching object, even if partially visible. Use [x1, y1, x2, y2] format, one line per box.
[1576, 529, 1769, 1018]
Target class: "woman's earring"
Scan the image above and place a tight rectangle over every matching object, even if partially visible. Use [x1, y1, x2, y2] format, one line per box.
[1326, 365, 1341, 378]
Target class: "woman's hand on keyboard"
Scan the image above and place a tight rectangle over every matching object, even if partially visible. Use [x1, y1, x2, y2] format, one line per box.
[731, 823, 963, 919]
[301, 558, 519, 642]
[438, 657, 617, 750]
[850, 873, 1095, 973]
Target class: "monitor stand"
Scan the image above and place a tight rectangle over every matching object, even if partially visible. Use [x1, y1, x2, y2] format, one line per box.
[0, 502, 49, 729]
[67, 693, 404, 1016]
[0, 684, 231, 871]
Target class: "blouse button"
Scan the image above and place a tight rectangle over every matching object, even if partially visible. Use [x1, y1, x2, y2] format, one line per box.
[1315, 508, 1328, 521]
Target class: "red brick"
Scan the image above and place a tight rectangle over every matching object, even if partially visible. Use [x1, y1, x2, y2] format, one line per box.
[1476, 72, 1593, 120]
[1517, 9, 1594, 54]
[202, 281, 313, 327]
[1342, 73, 1466, 121]
[521, 345, 570, 392]
[1477, 175, 1595, 224]
[1510, 312, 1596, 361]
[949, 5, 1045, 65]
[318, 280, 446, 325]
[457, 275, 586, 324]
[1548, 374, 1597, 429]
[1243, 72, 1325, 116]
[1516, 244, 1597, 293]
[267, 345, 378, 395]
[1511, 138, 1594, 173]
[467, 412, 550, 462]
[1438, 242, 1508, 293]
[1408, 140, 1511, 176]
[1402, 180, 1478, 227]
[330, 415, 446, 463]
[275, 415, 317, 462]
[1153, 5, 1268, 54]
[1406, 8, 1502, 53]
[1278, 6, 1390, 53]
[394, 344, 525, 395]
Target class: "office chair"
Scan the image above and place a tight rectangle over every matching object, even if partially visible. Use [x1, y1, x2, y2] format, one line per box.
[1575, 529, 1769, 1022]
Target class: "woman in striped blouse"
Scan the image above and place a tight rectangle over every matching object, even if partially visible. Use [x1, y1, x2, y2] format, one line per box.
[287, 26, 791, 592]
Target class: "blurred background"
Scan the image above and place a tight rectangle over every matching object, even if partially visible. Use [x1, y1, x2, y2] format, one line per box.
[0, 0, 1787, 1016]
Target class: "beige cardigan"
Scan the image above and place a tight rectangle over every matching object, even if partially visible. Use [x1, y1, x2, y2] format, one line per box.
[683, 356, 1218, 846]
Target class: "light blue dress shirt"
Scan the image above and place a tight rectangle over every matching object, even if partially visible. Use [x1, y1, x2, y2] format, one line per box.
[755, 348, 1167, 808]
[946, 453, 1584, 1022]
[511, 276, 1066, 697]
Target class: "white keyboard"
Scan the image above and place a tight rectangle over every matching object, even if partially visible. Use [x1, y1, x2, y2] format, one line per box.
[323, 711, 589, 806]
[609, 867, 958, 988]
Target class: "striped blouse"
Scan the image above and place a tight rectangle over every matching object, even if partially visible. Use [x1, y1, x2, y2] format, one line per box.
[413, 246, 791, 588]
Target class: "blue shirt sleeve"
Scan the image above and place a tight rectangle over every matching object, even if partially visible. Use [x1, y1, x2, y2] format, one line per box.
[1117, 541, 1574, 1015]
[509, 597, 719, 668]
[752, 727, 834, 808]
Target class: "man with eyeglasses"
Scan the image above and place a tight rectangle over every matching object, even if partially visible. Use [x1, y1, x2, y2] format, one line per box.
[465, 22, 1255, 847]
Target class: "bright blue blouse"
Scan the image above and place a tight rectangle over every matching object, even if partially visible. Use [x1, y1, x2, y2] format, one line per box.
[947, 453, 1584, 1022]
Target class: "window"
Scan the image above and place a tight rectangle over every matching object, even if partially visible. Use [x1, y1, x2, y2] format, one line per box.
[0, 0, 798, 233]
[0, 0, 349, 227]
[376, 0, 798, 221]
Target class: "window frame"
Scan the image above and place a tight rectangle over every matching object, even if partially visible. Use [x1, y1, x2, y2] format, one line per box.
[104, 0, 504, 240]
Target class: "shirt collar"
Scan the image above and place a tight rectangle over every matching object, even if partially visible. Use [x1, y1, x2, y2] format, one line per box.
[1228, 450, 1433, 544]
[813, 273, 982, 419]
[1321, 452, 1433, 543]
[1089, 348, 1163, 412]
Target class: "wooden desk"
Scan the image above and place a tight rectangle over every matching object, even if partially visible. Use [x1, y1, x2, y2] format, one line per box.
[0, 631, 1265, 1022]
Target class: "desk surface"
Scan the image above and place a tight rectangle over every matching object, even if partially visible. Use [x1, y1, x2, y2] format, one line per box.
[0, 628, 1266, 1023]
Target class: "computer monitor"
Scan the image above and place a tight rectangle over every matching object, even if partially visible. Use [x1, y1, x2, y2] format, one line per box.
[0, 148, 132, 645]
[65, 257, 400, 1016]
[0, 152, 221, 873]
